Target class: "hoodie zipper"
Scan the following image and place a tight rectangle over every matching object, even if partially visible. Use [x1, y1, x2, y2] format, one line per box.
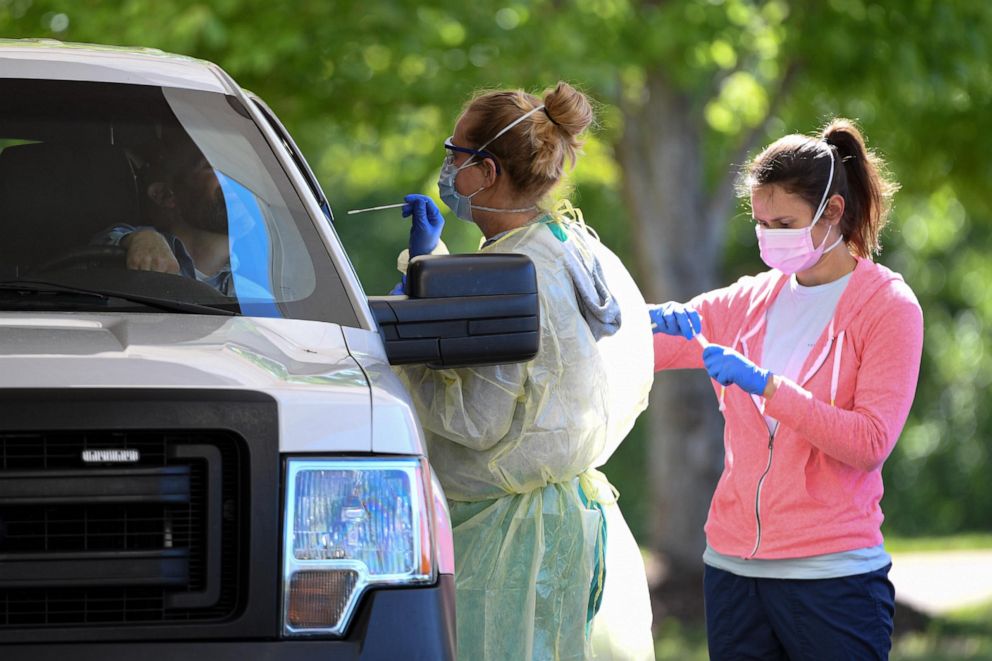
[745, 330, 840, 558]
[750, 429, 775, 558]
[737, 272, 855, 558]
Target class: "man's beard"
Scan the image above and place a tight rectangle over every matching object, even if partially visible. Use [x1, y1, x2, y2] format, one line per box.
[192, 192, 228, 233]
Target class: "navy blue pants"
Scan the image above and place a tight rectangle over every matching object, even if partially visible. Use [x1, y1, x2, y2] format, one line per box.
[704, 564, 895, 660]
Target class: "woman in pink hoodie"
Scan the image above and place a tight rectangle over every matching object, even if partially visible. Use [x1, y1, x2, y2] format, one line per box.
[650, 118, 923, 660]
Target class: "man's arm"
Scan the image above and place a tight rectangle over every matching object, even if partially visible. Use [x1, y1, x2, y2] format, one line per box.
[93, 224, 180, 274]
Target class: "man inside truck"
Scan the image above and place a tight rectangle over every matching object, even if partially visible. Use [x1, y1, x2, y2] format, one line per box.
[94, 136, 273, 302]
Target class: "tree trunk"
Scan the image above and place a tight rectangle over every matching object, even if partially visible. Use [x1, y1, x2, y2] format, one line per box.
[616, 70, 727, 572]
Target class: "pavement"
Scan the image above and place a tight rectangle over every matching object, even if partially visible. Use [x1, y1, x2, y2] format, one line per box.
[889, 550, 992, 615]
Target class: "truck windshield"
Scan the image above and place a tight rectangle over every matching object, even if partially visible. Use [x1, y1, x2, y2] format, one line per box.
[0, 78, 357, 325]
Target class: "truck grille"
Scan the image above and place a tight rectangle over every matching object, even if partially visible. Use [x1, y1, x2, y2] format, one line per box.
[0, 430, 245, 627]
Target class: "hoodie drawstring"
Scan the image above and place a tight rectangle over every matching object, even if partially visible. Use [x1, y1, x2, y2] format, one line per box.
[830, 330, 845, 407]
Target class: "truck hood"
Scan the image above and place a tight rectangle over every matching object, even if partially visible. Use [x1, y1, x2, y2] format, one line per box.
[0, 312, 375, 453]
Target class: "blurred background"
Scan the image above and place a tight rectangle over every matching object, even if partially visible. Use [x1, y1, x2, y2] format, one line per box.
[3, 0, 990, 657]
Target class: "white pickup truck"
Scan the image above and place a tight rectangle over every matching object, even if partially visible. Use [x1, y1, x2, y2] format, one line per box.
[0, 39, 542, 660]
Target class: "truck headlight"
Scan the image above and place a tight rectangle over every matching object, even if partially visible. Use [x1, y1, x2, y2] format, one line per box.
[281, 458, 435, 637]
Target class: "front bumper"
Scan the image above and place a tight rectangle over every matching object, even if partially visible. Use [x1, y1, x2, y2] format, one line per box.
[0, 574, 456, 660]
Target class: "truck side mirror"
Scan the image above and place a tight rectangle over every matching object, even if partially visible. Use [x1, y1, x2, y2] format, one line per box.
[368, 253, 539, 368]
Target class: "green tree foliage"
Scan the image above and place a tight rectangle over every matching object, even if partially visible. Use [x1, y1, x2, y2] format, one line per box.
[2, 0, 990, 545]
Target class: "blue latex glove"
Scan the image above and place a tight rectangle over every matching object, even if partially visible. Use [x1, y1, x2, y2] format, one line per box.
[702, 345, 771, 396]
[648, 301, 702, 340]
[388, 275, 407, 296]
[403, 193, 445, 258]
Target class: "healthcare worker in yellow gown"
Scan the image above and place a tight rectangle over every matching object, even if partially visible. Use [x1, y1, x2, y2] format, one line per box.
[392, 82, 655, 660]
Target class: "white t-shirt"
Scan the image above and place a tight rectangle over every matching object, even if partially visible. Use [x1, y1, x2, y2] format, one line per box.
[762, 272, 853, 434]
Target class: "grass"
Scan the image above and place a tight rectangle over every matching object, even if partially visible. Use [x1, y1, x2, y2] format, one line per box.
[885, 533, 992, 554]
[892, 599, 992, 660]
[654, 618, 708, 661]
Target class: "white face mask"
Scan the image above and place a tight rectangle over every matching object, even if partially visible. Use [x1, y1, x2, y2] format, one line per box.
[437, 105, 545, 222]
[754, 148, 844, 274]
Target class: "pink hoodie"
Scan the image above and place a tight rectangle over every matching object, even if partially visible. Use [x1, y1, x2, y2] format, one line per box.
[654, 257, 923, 559]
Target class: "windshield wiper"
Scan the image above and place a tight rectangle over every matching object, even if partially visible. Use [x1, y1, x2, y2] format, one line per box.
[0, 280, 236, 316]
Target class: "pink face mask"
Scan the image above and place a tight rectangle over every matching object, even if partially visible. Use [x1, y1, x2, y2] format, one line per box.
[754, 148, 844, 274]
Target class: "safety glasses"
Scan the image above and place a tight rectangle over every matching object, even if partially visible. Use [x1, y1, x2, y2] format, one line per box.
[443, 136, 501, 174]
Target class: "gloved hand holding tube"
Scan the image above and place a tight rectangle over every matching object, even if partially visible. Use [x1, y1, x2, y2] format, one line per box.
[403, 193, 445, 258]
[702, 344, 772, 396]
[649, 301, 702, 340]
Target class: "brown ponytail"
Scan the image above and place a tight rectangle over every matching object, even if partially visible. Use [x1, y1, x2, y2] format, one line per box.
[739, 117, 899, 258]
[821, 119, 899, 258]
[463, 81, 594, 200]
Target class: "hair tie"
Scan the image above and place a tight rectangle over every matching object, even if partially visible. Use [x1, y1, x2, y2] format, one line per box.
[543, 107, 561, 127]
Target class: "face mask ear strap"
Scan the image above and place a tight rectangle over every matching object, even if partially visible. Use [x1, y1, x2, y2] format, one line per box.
[810, 147, 836, 227]
[819, 224, 846, 254]
[476, 104, 547, 153]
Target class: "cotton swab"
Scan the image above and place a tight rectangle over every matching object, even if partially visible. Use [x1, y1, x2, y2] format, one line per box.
[347, 203, 407, 215]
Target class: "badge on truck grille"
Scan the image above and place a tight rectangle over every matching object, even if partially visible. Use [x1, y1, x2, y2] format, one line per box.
[82, 448, 141, 463]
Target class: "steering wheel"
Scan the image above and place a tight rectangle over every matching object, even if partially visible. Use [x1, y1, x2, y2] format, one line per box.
[24, 244, 234, 306]
[27, 245, 128, 275]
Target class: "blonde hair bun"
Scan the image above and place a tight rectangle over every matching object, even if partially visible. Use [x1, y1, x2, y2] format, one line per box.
[530, 81, 594, 182]
[464, 82, 594, 199]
